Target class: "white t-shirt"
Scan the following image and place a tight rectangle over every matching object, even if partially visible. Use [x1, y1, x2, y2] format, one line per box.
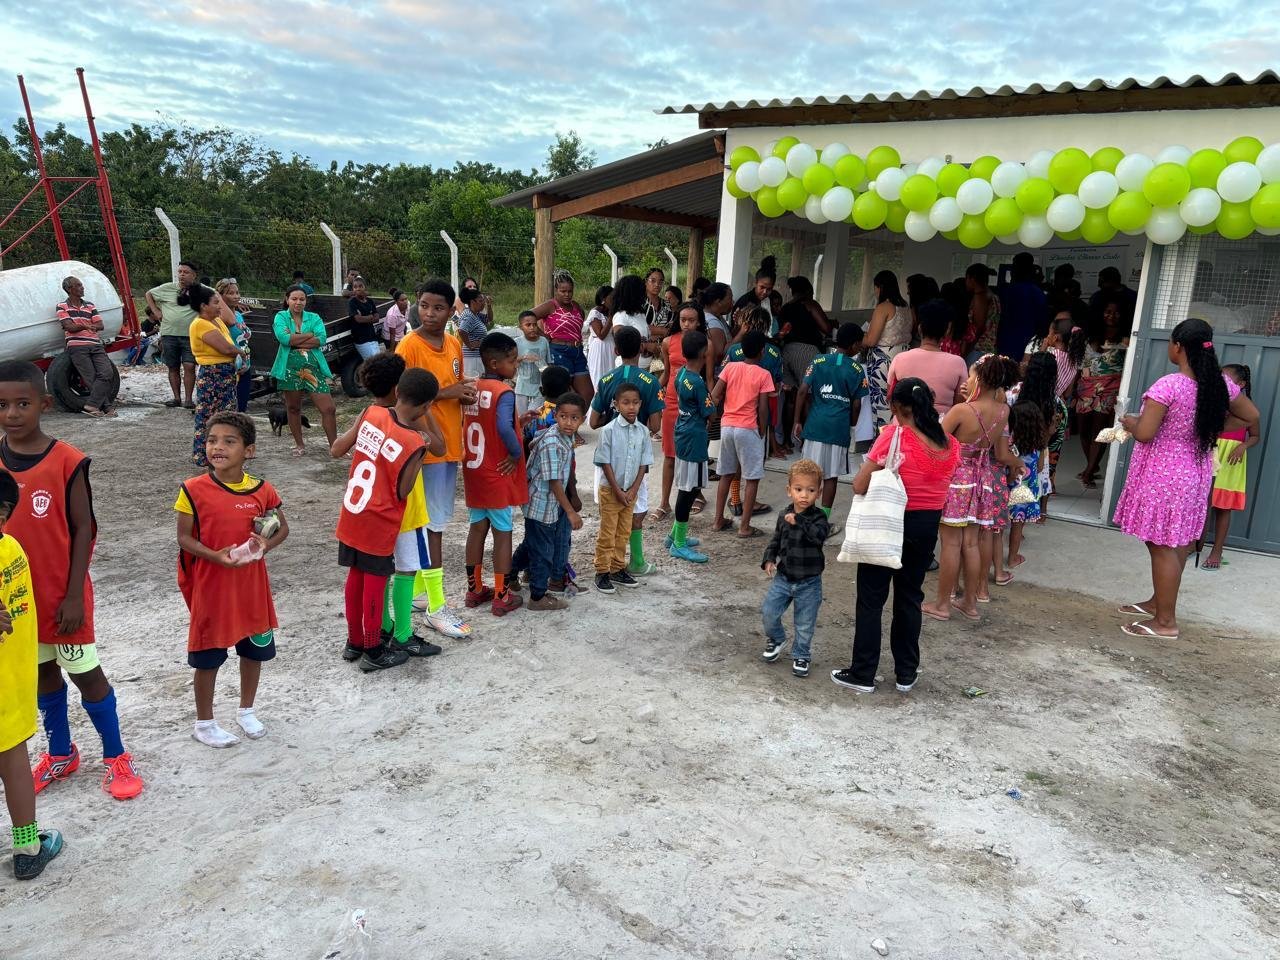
[611, 311, 652, 369]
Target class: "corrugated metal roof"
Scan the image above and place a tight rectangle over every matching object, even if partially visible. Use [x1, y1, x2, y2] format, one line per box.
[659, 71, 1280, 116]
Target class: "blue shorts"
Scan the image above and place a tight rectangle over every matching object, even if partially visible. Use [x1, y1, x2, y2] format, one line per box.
[468, 506, 514, 532]
[422, 461, 459, 533]
[188, 633, 276, 670]
[549, 342, 588, 377]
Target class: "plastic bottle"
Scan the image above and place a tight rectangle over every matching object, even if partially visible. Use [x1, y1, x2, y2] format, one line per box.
[227, 537, 264, 565]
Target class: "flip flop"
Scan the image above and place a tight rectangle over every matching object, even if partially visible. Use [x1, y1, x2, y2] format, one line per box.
[737, 527, 763, 539]
[1200, 558, 1221, 571]
[993, 572, 1015, 585]
[1117, 603, 1154, 618]
[690, 500, 705, 515]
[922, 607, 951, 623]
[292, 446, 305, 458]
[1121, 621, 1179, 640]
[163, 398, 181, 408]
[712, 520, 734, 533]
[950, 599, 980, 621]
[752, 504, 773, 516]
[650, 507, 671, 522]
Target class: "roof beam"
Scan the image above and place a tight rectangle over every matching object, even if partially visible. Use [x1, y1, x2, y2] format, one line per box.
[548, 157, 725, 222]
[588, 204, 718, 232]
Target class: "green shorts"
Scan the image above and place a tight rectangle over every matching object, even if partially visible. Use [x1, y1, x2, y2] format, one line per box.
[37, 642, 101, 675]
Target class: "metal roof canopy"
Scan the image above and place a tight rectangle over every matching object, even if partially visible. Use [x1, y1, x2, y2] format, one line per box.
[494, 130, 724, 231]
[661, 71, 1280, 128]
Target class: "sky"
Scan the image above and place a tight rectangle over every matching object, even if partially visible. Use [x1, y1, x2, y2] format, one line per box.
[1, 0, 1277, 173]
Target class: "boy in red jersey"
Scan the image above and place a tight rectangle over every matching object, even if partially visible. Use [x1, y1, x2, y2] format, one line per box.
[176, 413, 290, 747]
[335, 368, 433, 671]
[0, 361, 143, 801]
[462, 332, 528, 616]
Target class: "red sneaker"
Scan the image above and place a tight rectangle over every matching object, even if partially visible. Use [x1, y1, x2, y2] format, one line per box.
[32, 743, 80, 794]
[465, 585, 494, 608]
[102, 753, 144, 800]
[491, 590, 524, 617]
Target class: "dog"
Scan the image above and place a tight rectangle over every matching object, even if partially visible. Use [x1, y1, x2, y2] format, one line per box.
[268, 405, 311, 436]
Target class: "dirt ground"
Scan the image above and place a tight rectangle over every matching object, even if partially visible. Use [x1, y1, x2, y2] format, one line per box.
[1, 366, 1277, 960]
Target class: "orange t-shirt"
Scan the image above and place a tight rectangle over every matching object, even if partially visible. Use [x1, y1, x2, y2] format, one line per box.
[397, 331, 463, 463]
[719, 361, 775, 429]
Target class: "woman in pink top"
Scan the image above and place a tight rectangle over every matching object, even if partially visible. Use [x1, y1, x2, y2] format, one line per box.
[532, 269, 593, 404]
[887, 300, 968, 416]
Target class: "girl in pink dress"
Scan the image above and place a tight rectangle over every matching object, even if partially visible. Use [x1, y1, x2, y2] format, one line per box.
[532, 270, 593, 405]
[1113, 319, 1258, 640]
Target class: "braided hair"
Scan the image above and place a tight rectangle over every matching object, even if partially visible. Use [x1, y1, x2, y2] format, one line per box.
[891, 377, 946, 446]
[1172, 318, 1229, 455]
[551, 269, 574, 294]
[1020, 353, 1059, 428]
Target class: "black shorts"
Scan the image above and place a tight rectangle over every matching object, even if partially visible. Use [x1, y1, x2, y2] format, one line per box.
[188, 633, 276, 670]
[338, 542, 395, 577]
[160, 334, 195, 368]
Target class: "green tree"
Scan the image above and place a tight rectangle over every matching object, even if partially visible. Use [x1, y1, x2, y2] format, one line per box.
[544, 131, 596, 181]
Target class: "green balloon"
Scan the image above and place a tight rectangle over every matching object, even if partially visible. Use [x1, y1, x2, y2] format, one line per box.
[1186, 148, 1227, 189]
[1224, 136, 1264, 164]
[772, 136, 800, 160]
[957, 214, 993, 249]
[1014, 177, 1055, 215]
[1091, 147, 1125, 173]
[1143, 163, 1191, 206]
[1080, 207, 1117, 244]
[756, 186, 785, 218]
[726, 171, 749, 200]
[852, 191, 888, 230]
[1188, 222, 1217, 235]
[983, 197, 1022, 236]
[1250, 182, 1280, 229]
[1048, 148, 1092, 194]
[941, 229, 959, 241]
[900, 173, 938, 213]
[866, 145, 901, 179]
[729, 145, 761, 169]
[1217, 200, 1255, 239]
[1057, 228, 1084, 241]
[802, 163, 836, 196]
[937, 163, 970, 197]
[833, 154, 866, 189]
[777, 177, 807, 211]
[1108, 191, 1153, 232]
[969, 155, 1000, 181]
[884, 200, 909, 233]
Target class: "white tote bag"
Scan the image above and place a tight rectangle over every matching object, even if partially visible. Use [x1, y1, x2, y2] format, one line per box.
[837, 426, 907, 569]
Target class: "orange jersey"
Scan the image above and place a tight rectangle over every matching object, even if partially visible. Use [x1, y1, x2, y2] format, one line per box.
[335, 406, 426, 556]
[0, 439, 95, 645]
[462, 379, 528, 509]
[397, 331, 463, 464]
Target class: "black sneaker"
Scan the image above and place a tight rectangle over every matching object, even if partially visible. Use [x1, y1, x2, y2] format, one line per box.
[762, 639, 785, 662]
[341, 643, 363, 662]
[14, 829, 63, 880]
[792, 658, 810, 678]
[359, 644, 410, 672]
[595, 573, 616, 594]
[610, 570, 640, 589]
[399, 634, 442, 657]
[731, 502, 743, 518]
[830, 669, 875, 693]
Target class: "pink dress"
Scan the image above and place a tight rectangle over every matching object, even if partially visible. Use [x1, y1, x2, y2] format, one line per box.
[941, 402, 1010, 530]
[1113, 373, 1241, 547]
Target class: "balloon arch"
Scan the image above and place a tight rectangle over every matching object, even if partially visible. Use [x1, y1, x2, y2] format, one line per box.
[725, 136, 1280, 248]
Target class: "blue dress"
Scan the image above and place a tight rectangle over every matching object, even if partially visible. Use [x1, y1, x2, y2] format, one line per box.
[1008, 449, 1043, 524]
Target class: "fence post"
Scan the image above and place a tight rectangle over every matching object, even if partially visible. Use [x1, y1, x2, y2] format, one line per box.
[319, 222, 342, 295]
[663, 247, 678, 289]
[603, 244, 619, 285]
[440, 230, 459, 295]
[154, 207, 180, 282]
[813, 254, 824, 294]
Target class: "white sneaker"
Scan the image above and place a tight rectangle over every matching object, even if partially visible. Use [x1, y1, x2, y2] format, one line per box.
[425, 604, 471, 638]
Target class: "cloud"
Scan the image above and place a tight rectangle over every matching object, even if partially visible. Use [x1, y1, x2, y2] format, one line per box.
[1, 0, 1275, 172]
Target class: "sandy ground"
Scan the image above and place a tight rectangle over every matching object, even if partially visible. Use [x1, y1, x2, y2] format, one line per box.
[1, 366, 1277, 959]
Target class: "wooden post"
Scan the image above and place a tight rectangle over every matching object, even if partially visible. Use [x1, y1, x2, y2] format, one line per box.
[686, 227, 704, 294]
[534, 206, 554, 303]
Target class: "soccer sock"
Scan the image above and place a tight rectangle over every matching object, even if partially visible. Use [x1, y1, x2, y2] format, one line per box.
[37, 684, 72, 757]
[392, 574, 415, 642]
[193, 719, 240, 748]
[494, 572, 507, 598]
[468, 564, 485, 592]
[629, 530, 645, 566]
[12, 822, 40, 856]
[82, 687, 125, 759]
[672, 520, 688, 548]
[343, 568, 364, 645]
[363, 572, 389, 649]
[821, 506, 832, 518]
[674, 488, 698, 525]
[380, 578, 395, 635]
[423, 567, 446, 614]
[729, 477, 741, 507]
[236, 707, 266, 740]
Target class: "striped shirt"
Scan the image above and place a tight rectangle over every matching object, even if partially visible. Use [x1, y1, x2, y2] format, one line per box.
[57, 299, 103, 348]
[525, 427, 574, 524]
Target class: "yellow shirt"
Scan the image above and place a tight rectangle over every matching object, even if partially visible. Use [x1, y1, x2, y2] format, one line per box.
[175, 472, 259, 514]
[400, 473, 429, 532]
[0, 533, 38, 752]
[189, 316, 236, 366]
[397, 331, 463, 464]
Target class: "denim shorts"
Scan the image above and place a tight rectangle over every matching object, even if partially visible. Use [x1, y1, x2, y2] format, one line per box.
[469, 506, 514, 532]
[188, 633, 276, 670]
[160, 334, 195, 368]
[549, 342, 588, 377]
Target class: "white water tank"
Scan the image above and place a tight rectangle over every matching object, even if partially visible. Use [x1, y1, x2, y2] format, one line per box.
[0, 260, 124, 361]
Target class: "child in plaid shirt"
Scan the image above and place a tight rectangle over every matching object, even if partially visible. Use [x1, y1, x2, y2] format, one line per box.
[522, 393, 586, 610]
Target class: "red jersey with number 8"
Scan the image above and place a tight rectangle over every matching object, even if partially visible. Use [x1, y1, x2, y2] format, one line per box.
[462, 379, 528, 509]
[335, 406, 426, 556]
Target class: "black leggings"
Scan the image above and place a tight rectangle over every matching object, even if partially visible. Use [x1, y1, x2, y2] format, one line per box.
[675, 487, 702, 523]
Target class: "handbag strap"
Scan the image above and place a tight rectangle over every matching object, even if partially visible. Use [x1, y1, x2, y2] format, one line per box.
[886, 425, 904, 476]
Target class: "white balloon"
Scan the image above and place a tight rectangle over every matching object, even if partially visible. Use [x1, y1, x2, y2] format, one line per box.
[734, 160, 761, 194]
[1217, 161, 1262, 203]
[917, 156, 946, 179]
[1018, 215, 1053, 248]
[820, 142, 850, 168]
[786, 142, 818, 178]
[1077, 170, 1119, 209]
[956, 178, 994, 215]
[874, 167, 908, 202]
[1115, 153, 1155, 192]
[991, 161, 1028, 199]
[1146, 205, 1187, 245]
[1179, 187, 1221, 227]
[901, 162, 919, 177]
[763, 140, 779, 159]
[1256, 142, 1280, 184]
[1155, 144, 1192, 166]
[758, 156, 787, 188]
[1258, 225, 1280, 236]
[996, 233, 1020, 245]
[928, 196, 964, 232]
[1026, 149, 1055, 180]
[804, 195, 828, 225]
[1046, 194, 1086, 232]
[904, 211, 937, 242]
[820, 186, 855, 223]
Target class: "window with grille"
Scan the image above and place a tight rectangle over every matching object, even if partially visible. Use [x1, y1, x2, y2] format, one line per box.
[1149, 234, 1280, 336]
